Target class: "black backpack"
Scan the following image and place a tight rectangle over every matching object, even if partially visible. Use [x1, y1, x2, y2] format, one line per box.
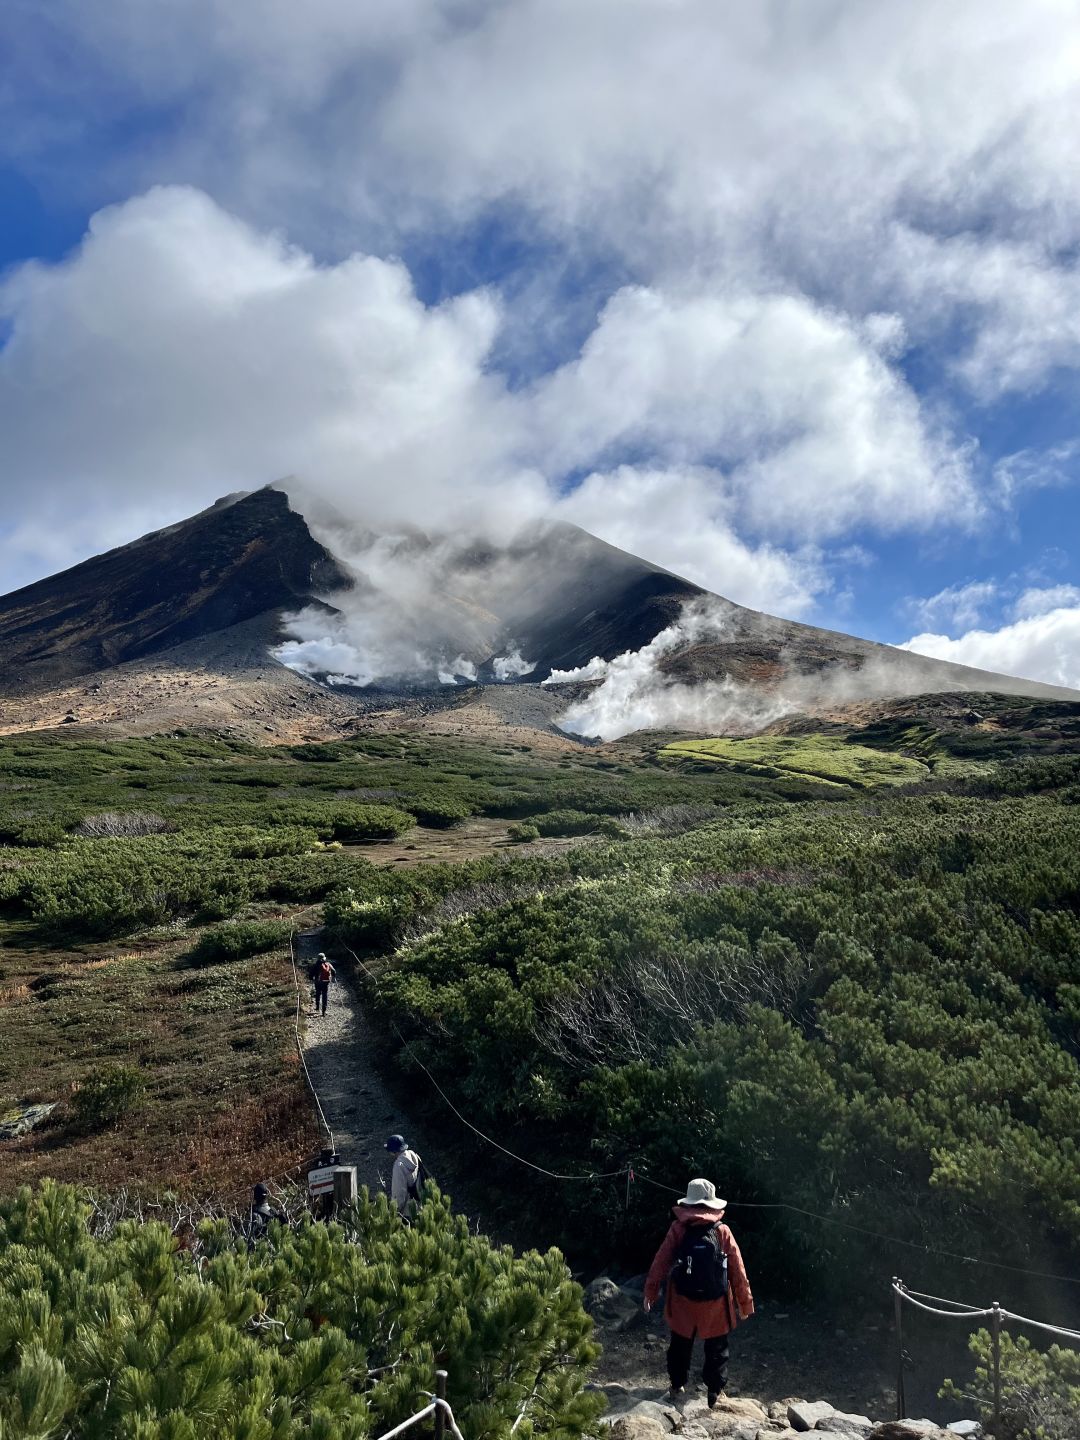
[671, 1221, 728, 1301]
[407, 1156, 429, 1203]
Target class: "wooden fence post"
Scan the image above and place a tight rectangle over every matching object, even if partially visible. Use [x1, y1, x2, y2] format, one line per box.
[892, 1280, 906, 1420]
[991, 1303, 1002, 1435]
[434, 1369, 448, 1440]
[332, 1166, 357, 1214]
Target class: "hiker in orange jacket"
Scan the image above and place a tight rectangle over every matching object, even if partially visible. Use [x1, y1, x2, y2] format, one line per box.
[309, 953, 336, 1015]
[643, 1177, 754, 1405]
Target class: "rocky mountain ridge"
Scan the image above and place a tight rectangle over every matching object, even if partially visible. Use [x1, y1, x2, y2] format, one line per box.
[0, 485, 1073, 741]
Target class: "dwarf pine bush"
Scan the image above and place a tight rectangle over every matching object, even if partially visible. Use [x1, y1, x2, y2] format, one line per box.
[186, 919, 292, 966]
[0, 1182, 602, 1440]
[943, 1332, 1080, 1440]
[71, 1064, 147, 1132]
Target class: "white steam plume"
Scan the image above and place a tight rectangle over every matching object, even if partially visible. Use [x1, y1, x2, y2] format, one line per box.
[549, 602, 793, 740]
[273, 520, 550, 687]
[492, 648, 535, 680]
[545, 597, 1060, 741]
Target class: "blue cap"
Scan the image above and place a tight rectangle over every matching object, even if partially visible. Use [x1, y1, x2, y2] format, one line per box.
[385, 1134, 406, 1152]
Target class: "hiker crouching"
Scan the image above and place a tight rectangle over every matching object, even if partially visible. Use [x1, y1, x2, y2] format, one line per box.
[643, 1177, 754, 1406]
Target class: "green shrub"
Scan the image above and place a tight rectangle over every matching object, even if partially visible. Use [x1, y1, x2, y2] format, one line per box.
[532, 809, 599, 837]
[407, 794, 475, 828]
[943, 1331, 1080, 1440]
[187, 919, 292, 966]
[289, 742, 346, 761]
[329, 804, 416, 842]
[0, 818, 67, 848]
[0, 1182, 602, 1440]
[265, 802, 416, 842]
[72, 1064, 147, 1131]
[507, 822, 540, 843]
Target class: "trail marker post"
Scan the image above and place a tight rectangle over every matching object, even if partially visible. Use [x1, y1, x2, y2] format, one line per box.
[308, 1148, 340, 1219]
[333, 1165, 357, 1213]
[893, 1276, 906, 1420]
[990, 1303, 1002, 1435]
[434, 1370, 448, 1440]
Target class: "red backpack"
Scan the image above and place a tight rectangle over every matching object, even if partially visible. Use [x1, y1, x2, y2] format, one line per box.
[317, 961, 332, 984]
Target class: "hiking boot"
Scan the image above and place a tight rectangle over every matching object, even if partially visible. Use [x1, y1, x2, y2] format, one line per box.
[707, 1391, 724, 1408]
[667, 1386, 685, 1402]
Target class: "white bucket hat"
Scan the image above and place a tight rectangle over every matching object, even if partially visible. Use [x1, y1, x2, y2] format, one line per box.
[678, 1177, 727, 1208]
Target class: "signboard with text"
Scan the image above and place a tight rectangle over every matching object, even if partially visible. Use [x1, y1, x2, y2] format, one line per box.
[307, 1165, 336, 1196]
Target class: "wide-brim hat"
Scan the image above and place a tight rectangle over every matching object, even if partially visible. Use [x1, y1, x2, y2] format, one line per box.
[385, 1134, 406, 1152]
[677, 1177, 726, 1208]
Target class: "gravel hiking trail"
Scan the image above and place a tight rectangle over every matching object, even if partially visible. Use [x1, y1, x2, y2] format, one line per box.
[293, 926, 468, 1217]
[291, 929, 901, 1410]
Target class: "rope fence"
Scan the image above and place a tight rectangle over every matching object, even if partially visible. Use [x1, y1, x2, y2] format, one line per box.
[892, 1278, 1080, 1431]
[376, 1373, 465, 1440]
[340, 943, 1080, 1293]
[288, 930, 336, 1155]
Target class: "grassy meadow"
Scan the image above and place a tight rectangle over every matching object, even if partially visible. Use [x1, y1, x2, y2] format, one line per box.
[660, 732, 931, 787]
[0, 725, 820, 1194]
[2, 695, 1079, 1321]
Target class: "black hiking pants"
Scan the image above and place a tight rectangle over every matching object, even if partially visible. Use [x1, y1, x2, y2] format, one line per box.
[667, 1329, 729, 1394]
[314, 980, 329, 1014]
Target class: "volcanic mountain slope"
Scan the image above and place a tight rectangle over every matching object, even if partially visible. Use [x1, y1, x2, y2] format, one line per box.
[0, 488, 350, 686]
[0, 484, 1074, 741]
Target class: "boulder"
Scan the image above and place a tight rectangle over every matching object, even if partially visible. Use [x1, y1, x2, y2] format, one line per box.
[0, 1102, 57, 1140]
[770, 1403, 803, 1423]
[608, 1417, 671, 1440]
[695, 1421, 760, 1440]
[584, 1277, 644, 1333]
[867, 1425, 951, 1440]
[789, 1404, 836, 1432]
[586, 1277, 621, 1306]
[945, 1425, 980, 1438]
[707, 1399, 769, 1424]
[599, 1393, 680, 1434]
[818, 1415, 873, 1437]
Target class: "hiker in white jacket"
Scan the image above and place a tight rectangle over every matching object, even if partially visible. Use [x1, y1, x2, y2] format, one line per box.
[385, 1133, 423, 1217]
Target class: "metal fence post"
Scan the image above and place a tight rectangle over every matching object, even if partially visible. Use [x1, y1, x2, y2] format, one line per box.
[434, 1369, 448, 1440]
[991, 1303, 1002, 1435]
[893, 1279, 906, 1420]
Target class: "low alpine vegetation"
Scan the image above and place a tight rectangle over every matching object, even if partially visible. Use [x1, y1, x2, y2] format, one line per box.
[0, 1182, 601, 1440]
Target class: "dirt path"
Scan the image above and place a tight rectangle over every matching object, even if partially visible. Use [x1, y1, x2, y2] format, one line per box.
[289, 927, 913, 1416]
[293, 926, 464, 1207]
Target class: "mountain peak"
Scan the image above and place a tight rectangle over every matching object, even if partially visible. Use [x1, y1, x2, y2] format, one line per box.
[0, 487, 349, 685]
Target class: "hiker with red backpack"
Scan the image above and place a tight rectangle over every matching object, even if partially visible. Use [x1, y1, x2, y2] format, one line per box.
[643, 1177, 754, 1406]
[309, 953, 336, 1015]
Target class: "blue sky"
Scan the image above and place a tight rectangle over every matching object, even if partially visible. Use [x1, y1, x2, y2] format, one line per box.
[1, 0, 1078, 688]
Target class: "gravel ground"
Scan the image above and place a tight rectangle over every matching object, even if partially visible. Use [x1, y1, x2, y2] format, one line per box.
[293, 926, 470, 1208]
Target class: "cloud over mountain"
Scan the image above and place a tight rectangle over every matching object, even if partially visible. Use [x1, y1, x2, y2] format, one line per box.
[1, 0, 1078, 643]
[0, 186, 974, 610]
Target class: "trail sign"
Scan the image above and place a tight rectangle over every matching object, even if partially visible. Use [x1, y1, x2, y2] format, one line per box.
[308, 1164, 336, 1196]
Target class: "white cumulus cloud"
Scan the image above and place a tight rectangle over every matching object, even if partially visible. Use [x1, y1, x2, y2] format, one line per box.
[901, 608, 1080, 691]
[0, 186, 975, 617]
[907, 581, 999, 631]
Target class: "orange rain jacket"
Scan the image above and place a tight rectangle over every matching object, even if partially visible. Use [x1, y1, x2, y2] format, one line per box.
[644, 1203, 755, 1340]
